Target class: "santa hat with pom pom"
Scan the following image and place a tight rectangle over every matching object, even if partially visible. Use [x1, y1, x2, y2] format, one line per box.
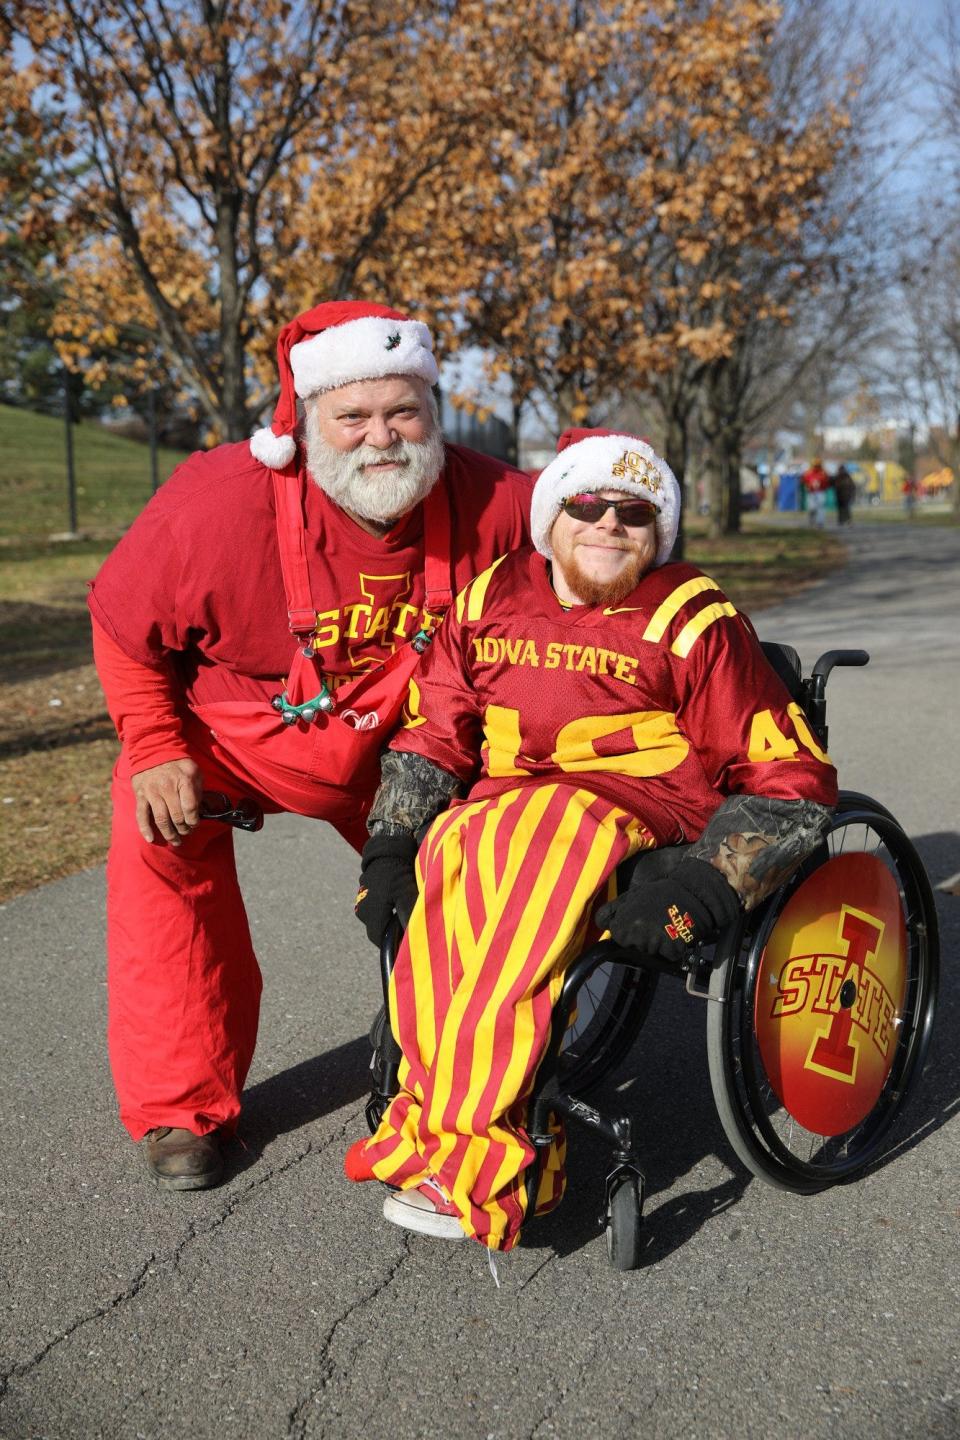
[249, 300, 440, 470]
[531, 428, 681, 568]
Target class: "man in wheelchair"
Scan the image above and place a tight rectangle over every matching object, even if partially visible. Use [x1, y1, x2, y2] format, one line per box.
[346, 429, 838, 1251]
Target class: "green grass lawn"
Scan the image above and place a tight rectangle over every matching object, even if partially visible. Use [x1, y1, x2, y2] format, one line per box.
[0, 402, 188, 540]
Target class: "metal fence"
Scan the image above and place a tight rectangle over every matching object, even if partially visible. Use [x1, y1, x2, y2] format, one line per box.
[439, 393, 513, 461]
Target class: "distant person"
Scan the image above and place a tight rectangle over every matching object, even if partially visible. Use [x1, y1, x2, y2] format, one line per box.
[801, 459, 830, 529]
[833, 464, 855, 526]
[88, 299, 532, 1192]
[903, 476, 917, 519]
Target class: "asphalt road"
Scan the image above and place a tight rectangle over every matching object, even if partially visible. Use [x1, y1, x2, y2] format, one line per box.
[2, 521, 958, 1440]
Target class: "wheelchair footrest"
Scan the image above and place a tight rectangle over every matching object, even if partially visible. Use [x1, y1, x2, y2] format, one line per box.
[365, 1091, 392, 1135]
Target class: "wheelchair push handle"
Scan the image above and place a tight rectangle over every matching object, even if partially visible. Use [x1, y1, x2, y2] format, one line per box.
[804, 649, 869, 749]
[811, 648, 870, 681]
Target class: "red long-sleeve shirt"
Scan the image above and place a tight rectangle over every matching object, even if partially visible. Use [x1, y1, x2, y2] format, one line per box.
[92, 619, 189, 773]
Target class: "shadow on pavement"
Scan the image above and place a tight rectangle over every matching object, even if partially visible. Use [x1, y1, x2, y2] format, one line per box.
[230, 1034, 371, 1176]
[527, 978, 753, 1267]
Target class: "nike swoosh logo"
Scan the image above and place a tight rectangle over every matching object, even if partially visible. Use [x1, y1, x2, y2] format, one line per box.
[602, 605, 645, 615]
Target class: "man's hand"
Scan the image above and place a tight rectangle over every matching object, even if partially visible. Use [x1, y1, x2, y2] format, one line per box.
[131, 759, 203, 845]
[595, 857, 741, 965]
[355, 832, 419, 945]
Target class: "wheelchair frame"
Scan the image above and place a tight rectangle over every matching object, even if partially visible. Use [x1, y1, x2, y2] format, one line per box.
[366, 644, 940, 1271]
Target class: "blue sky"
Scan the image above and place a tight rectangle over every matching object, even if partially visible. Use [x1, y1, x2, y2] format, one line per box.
[872, 0, 952, 201]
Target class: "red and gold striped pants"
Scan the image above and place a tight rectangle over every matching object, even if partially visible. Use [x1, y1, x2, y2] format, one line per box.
[360, 783, 652, 1250]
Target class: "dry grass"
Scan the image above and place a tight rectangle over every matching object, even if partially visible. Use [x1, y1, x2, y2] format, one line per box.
[0, 539, 118, 900]
[0, 520, 847, 904]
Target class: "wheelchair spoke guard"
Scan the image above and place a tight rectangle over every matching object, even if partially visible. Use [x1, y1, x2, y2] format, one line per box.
[557, 961, 658, 1096]
[754, 852, 908, 1136]
[706, 796, 939, 1193]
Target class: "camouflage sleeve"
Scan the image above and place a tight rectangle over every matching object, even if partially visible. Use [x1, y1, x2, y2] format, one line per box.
[367, 749, 462, 839]
[687, 794, 833, 911]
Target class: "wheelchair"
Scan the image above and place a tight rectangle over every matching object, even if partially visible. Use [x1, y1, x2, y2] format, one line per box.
[365, 644, 940, 1270]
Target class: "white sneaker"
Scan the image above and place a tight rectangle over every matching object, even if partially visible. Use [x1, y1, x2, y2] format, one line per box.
[382, 1175, 466, 1241]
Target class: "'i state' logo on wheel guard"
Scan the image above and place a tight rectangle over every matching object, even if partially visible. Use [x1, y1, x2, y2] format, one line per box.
[754, 854, 908, 1136]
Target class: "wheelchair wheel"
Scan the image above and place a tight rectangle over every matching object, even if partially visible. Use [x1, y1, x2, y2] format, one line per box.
[558, 962, 658, 1096]
[706, 794, 939, 1194]
[605, 1173, 643, 1271]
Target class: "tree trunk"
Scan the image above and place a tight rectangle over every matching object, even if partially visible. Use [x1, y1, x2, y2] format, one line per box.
[508, 396, 522, 468]
[722, 427, 743, 536]
[701, 359, 743, 536]
[663, 409, 689, 561]
[553, 383, 578, 437]
[216, 199, 248, 442]
[704, 451, 724, 540]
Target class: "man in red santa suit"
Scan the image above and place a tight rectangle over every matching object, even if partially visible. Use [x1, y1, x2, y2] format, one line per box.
[89, 300, 531, 1190]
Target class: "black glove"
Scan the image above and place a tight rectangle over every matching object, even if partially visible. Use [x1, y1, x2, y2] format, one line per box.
[595, 857, 740, 964]
[354, 832, 420, 945]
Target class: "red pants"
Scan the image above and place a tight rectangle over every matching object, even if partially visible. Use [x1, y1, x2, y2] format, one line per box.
[107, 724, 368, 1141]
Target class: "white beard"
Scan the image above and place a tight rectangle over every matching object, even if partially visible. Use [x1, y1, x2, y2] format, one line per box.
[304, 409, 446, 526]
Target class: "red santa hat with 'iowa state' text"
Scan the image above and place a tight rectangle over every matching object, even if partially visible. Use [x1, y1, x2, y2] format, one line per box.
[249, 300, 440, 470]
[531, 427, 681, 568]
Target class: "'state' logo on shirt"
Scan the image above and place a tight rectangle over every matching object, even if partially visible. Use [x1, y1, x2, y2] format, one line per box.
[309, 572, 439, 670]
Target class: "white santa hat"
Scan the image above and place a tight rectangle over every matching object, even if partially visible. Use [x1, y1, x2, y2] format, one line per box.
[531, 427, 681, 568]
[249, 299, 440, 470]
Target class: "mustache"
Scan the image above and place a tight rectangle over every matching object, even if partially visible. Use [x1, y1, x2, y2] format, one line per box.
[349, 442, 411, 469]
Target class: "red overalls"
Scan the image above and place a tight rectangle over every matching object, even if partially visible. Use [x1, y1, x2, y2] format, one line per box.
[105, 467, 452, 1140]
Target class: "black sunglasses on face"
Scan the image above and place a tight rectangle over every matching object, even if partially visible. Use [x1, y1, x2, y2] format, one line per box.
[561, 493, 659, 526]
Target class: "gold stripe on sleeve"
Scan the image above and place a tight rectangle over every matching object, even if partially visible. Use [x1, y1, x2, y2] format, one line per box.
[465, 554, 509, 622]
[671, 600, 738, 658]
[642, 574, 720, 643]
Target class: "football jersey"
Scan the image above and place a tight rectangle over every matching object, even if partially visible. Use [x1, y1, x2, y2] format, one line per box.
[391, 548, 838, 845]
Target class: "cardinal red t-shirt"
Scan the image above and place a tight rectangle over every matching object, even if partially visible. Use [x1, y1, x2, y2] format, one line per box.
[88, 441, 531, 708]
[392, 550, 838, 844]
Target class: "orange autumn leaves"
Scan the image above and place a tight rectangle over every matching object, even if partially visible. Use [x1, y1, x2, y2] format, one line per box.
[4, 1, 853, 436]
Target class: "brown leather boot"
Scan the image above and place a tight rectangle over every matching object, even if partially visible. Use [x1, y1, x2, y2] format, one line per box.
[142, 1127, 224, 1191]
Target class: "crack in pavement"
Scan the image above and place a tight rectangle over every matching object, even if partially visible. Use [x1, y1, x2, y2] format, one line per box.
[525, 1331, 605, 1440]
[0, 1108, 364, 1402]
[0, 1250, 159, 1403]
[166, 1109, 363, 1275]
[285, 1234, 412, 1439]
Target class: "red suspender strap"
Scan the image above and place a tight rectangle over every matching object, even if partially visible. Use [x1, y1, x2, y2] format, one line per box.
[422, 475, 453, 617]
[272, 468, 317, 639]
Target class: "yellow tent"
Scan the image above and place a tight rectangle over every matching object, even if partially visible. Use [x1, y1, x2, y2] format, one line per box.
[857, 461, 906, 503]
[921, 467, 954, 493]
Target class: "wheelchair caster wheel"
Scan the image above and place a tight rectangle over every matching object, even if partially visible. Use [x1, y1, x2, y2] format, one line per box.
[604, 1173, 643, 1271]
